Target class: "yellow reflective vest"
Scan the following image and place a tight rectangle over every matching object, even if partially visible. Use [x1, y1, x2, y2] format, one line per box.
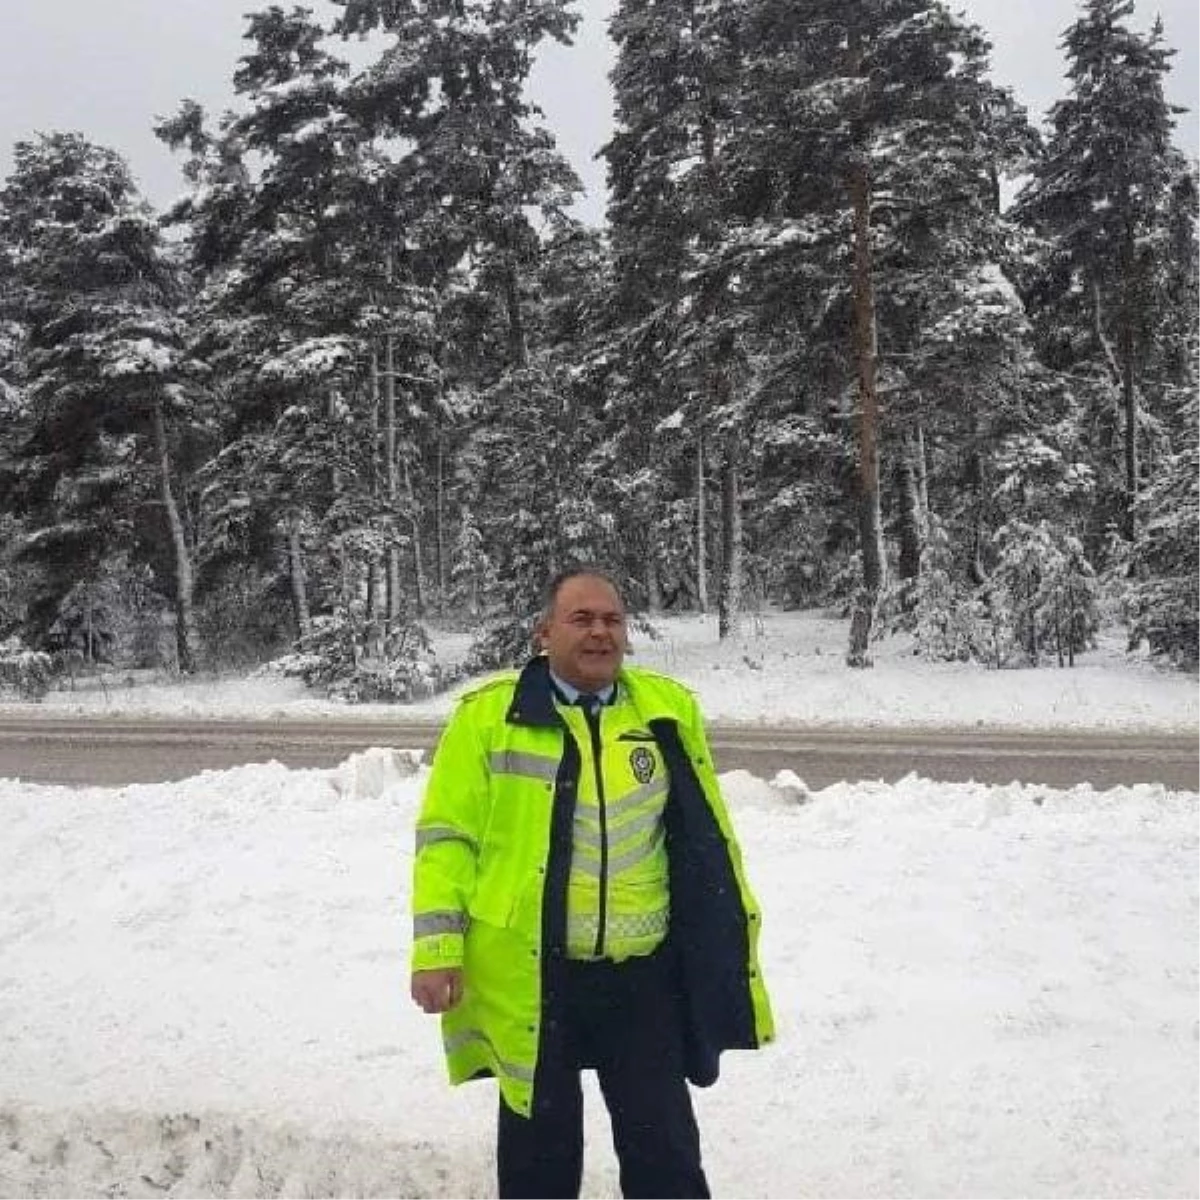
[412, 655, 775, 1117]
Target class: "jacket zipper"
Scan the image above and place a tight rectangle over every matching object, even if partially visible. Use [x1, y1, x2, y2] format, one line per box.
[583, 705, 608, 958]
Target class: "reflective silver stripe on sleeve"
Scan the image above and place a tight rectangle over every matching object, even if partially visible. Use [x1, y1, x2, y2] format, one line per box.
[413, 910, 467, 938]
[416, 826, 478, 853]
[443, 1028, 536, 1083]
[489, 751, 559, 782]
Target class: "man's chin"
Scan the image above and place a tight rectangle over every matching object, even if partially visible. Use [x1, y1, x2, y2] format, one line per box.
[573, 656, 620, 688]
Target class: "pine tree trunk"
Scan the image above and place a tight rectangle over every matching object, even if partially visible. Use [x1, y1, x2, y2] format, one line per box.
[1026, 579, 1039, 666]
[503, 262, 528, 369]
[695, 430, 708, 614]
[287, 515, 311, 640]
[717, 436, 742, 640]
[368, 347, 382, 625]
[846, 155, 886, 669]
[965, 412, 987, 588]
[1120, 225, 1138, 544]
[916, 424, 930, 528]
[896, 432, 924, 588]
[404, 456, 426, 617]
[384, 327, 401, 623]
[1067, 579, 1076, 668]
[328, 383, 358, 616]
[327, 386, 342, 499]
[435, 430, 447, 609]
[1054, 598, 1065, 669]
[151, 397, 198, 674]
[646, 549, 662, 615]
[1122, 339, 1137, 542]
[693, 22, 720, 623]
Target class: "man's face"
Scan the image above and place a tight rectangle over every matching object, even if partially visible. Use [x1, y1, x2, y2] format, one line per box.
[538, 574, 628, 693]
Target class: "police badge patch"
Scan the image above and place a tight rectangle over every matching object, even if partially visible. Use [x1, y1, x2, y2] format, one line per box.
[629, 746, 656, 784]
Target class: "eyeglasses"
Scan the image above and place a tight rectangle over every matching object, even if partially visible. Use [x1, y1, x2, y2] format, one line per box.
[562, 611, 626, 631]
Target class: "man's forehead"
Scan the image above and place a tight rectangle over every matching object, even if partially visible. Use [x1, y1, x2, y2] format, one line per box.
[555, 575, 623, 611]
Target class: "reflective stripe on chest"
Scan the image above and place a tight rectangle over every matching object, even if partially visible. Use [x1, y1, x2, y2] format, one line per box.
[560, 701, 671, 958]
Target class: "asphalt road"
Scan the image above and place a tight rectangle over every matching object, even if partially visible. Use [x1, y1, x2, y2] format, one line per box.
[0, 716, 1195, 791]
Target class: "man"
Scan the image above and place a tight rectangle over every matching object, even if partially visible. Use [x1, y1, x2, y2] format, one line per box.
[410, 567, 774, 1199]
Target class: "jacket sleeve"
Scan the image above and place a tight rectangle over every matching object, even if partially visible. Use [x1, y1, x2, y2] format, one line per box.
[410, 698, 490, 973]
[681, 684, 776, 1044]
[681, 688, 754, 880]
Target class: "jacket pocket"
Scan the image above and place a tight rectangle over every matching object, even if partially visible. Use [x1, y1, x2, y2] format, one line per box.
[467, 875, 517, 927]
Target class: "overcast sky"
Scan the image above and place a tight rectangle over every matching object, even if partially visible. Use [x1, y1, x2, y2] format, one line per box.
[0, 0, 1196, 227]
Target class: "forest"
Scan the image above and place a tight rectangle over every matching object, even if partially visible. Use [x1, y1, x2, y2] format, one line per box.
[0, 0, 1196, 703]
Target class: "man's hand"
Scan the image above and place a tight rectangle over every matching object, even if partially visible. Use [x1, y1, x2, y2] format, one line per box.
[411, 967, 464, 1014]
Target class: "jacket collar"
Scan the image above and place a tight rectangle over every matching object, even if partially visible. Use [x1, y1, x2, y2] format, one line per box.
[506, 655, 682, 728]
[506, 656, 562, 727]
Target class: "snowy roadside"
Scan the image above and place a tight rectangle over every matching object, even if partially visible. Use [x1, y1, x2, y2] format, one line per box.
[0, 749, 1195, 1198]
[1, 612, 1195, 734]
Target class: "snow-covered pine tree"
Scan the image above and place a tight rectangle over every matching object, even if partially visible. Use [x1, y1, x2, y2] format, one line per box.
[1152, 159, 1199, 412]
[914, 513, 984, 661]
[1044, 533, 1099, 668]
[987, 423, 1099, 666]
[1013, 0, 1187, 550]
[448, 505, 493, 618]
[0, 133, 202, 671]
[725, 0, 1036, 665]
[457, 229, 619, 664]
[333, 0, 595, 657]
[903, 266, 1086, 631]
[161, 8, 412, 663]
[0, 301, 28, 637]
[602, 0, 751, 636]
[1117, 154, 1197, 666]
[333, 0, 580, 367]
[224, 7, 381, 624]
[1124, 390, 1199, 665]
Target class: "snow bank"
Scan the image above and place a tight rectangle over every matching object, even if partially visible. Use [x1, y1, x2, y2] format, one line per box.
[4, 612, 1195, 733]
[0, 1105, 475, 1199]
[0, 753, 1195, 1198]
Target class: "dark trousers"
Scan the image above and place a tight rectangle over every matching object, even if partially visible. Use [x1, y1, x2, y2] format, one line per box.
[497, 945, 710, 1199]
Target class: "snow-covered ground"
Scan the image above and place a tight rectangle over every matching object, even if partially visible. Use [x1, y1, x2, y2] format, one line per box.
[3, 610, 1196, 733]
[0, 612, 1196, 1197]
[0, 750, 1195, 1198]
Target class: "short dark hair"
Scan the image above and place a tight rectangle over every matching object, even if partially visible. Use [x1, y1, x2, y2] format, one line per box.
[541, 565, 624, 620]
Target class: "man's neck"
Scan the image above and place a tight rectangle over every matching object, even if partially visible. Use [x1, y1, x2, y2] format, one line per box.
[548, 667, 616, 705]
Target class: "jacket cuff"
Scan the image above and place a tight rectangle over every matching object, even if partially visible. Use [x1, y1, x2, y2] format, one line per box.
[411, 932, 465, 972]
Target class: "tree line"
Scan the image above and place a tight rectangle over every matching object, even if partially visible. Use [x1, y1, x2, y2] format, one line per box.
[0, 0, 1195, 701]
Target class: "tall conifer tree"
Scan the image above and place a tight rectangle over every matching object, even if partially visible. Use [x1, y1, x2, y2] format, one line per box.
[0, 133, 201, 670]
[724, 0, 1035, 662]
[1014, 0, 1185, 546]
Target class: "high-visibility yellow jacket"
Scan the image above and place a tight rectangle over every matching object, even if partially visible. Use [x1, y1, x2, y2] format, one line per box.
[411, 655, 775, 1117]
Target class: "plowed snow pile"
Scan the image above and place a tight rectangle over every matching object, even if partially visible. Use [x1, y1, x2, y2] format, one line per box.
[1, 749, 1196, 1197]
